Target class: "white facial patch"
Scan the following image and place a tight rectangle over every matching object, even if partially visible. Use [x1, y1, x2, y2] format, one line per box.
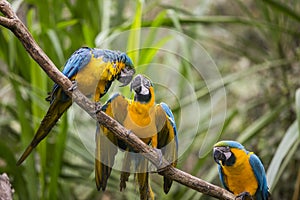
[223, 151, 232, 160]
[140, 85, 150, 95]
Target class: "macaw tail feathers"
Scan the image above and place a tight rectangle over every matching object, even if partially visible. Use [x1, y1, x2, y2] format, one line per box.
[163, 177, 173, 194]
[17, 94, 71, 165]
[135, 156, 154, 200]
[163, 160, 177, 194]
[268, 192, 272, 200]
[137, 172, 154, 200]
[95, 123, 117, 191]
[120, 151, 132, 191]
[95, 161, 112, 191]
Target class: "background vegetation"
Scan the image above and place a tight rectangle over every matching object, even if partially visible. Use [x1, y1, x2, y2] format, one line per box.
[0, 0, 299, 199]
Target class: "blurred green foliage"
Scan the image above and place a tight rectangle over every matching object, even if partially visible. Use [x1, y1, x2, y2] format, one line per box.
[0, 0, 299, 199]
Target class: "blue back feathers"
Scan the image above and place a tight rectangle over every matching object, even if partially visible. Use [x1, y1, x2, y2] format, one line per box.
[62, 48, 133, 79]
[92, 49, 133, 68]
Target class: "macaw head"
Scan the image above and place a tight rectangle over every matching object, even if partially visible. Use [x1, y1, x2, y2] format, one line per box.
[130, 74, 154, 103]
[213, 140, 245, 166]
[117, 53, 135, 87]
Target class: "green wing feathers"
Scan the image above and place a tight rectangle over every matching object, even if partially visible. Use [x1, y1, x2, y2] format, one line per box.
[95, 124, 118, 191]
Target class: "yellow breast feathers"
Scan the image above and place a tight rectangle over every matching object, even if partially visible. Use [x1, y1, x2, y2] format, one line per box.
[124, 100, 156, 138]
[222, 149, 258, 195]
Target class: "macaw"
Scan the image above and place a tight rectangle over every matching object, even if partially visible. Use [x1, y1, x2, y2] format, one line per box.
[213, 140, 270, 200]
[95, 74, 178, 200]
[17, 47, 135, 165]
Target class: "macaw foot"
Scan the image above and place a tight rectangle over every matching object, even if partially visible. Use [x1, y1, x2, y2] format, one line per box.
[94, 102, 102, 114]
[68, 80, 78, 91]
[126, 129, 133, 136]
[153, 148, 163, 170]
[235, 192, 253, 200]
[120, 151, 132, 191]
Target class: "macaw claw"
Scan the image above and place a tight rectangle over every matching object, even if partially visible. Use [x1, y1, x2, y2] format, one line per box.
[68, 80, 78, 91]
[94, 102, 102, 114]
[126, 129, 133, 137]
[235, 192, 253, 200]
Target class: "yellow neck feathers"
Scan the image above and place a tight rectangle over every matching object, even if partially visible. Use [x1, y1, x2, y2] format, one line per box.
[221, 148, 258, 195]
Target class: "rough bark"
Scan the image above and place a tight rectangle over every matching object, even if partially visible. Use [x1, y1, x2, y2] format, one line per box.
[0, 173, 13, 200]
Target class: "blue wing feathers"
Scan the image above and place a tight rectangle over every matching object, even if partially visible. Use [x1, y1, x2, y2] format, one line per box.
[249, 154, 269, 200]
[160, 102, 178, 146]
[91, 48, 105, 59]
[49, 47, 92, 102]
[62, 47, 92, 78]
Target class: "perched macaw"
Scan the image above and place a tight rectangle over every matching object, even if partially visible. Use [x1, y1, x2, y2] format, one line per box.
[17, 47, 135, 165]
[213, 140, 270, 200]
[95, 74, 178, 200]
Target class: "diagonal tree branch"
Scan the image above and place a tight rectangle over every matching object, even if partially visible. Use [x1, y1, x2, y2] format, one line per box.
[0, 1, 235, 199]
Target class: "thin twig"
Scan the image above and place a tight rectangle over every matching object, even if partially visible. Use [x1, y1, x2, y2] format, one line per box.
[0, 15, 11, 27]
[0, 1, 235, 199]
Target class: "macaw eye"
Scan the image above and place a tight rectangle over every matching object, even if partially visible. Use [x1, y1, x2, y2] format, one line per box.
[143, 79, 151, 88]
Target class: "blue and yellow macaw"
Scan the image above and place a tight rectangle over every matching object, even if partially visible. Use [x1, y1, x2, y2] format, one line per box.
[17, 47, 135, 165]
[213, 140, 270, 200]
[95, 74, 178, 200]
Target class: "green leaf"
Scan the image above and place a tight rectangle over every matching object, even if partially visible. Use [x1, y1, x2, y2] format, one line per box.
[237, 102, 288, 143]
[262, 0, 300, 22]
[127, 0, 143, 64]
[56, 19, 79, 29]
[49, 115, 68, 200]
[266, 121, 299, 190]
[47, 29, 65, 64]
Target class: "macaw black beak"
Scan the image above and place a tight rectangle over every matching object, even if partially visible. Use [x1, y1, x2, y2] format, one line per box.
[213, 147, 226, 164]
[130, 74, 142, 93]
[118, 67, 135, 87]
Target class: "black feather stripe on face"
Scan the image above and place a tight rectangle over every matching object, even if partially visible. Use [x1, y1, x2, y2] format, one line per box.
[134, 92, 152, 103]
[224, 153, 236, 166]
